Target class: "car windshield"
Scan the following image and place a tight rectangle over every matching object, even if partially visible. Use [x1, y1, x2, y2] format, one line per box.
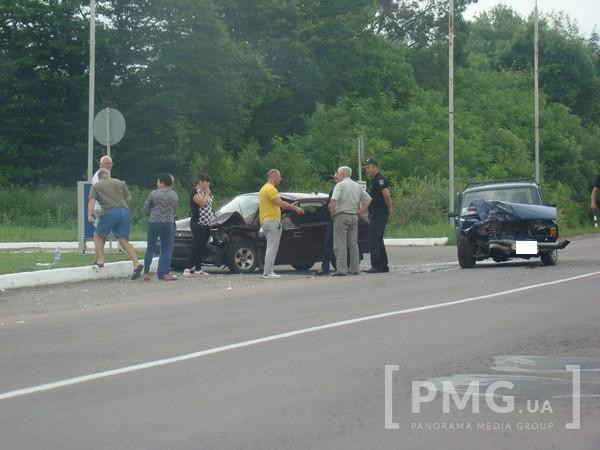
[217, 194, 259, 219]
[462, 186, 542, 209]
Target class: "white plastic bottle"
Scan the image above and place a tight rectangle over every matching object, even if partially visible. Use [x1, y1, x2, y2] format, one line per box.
[53, 246, 62, 264]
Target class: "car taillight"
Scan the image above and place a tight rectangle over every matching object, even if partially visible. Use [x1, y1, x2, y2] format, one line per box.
[488, 221, 500, 232]
[549, 227, 557, 238]
[479, 224, 489, 234]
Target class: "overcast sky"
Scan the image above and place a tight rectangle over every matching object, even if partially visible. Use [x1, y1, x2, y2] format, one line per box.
[465, 0, 599, 37]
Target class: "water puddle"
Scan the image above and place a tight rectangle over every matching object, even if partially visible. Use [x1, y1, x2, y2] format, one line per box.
[428, 355, 600, 400]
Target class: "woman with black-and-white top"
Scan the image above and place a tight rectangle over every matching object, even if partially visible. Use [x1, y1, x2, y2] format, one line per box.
[184, 172, 215, 276]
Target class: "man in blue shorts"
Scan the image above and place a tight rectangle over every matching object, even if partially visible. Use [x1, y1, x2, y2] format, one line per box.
[87, 168, 143, 279]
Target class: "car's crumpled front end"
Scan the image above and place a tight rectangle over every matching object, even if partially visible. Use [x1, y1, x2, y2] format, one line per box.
[460, 200, 570, 260]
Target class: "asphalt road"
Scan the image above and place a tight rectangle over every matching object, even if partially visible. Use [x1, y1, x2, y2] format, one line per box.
[1, 237, 600, 449]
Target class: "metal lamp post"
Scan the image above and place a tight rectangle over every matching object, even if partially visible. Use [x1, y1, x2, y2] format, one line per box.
[449, 0, 455, 218]
[87, 0, 96, 182]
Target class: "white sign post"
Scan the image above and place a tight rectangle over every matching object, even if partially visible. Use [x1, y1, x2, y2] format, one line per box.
[357, 136, 365, 182]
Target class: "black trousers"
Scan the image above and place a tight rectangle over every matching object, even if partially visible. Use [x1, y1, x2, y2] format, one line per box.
[368, 212, 389, 270]
[187, 224, 210, 270]
[321, 220, 337, 271]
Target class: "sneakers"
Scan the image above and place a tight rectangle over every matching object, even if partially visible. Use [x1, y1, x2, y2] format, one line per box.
[162, 274, 178, 281]
[262, 272, 281, 279]
[183, 268, 209, 277]
[143, 274, 151, 281]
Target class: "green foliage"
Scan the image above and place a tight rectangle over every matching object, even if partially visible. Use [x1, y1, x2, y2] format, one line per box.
[0, 185, 77, 227]
[390, 175, 448, 227]
[0, 250, 144, 275]
[543, 182, 587, 229]
[1, 1, 600, 233]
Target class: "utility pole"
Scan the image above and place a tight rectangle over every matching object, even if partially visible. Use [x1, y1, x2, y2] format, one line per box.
[87, 0, 96, 181]
[534, 0, 540, 183]
[449, 0, 455, 218]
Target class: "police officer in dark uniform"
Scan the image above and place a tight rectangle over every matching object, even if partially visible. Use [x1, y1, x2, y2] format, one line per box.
[363, 158, 393, 273]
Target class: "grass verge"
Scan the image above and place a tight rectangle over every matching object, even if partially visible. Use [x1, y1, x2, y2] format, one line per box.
[0, 250, 145, 275]
[386, 222, 456, 245]
[1, 225, 147, 242]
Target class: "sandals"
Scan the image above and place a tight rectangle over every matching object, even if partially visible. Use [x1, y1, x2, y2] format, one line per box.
[131, 264, 144, 280]
[93, 261, 105, 268]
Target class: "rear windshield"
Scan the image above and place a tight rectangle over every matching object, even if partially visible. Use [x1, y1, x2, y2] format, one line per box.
[462, 186, 542, 209]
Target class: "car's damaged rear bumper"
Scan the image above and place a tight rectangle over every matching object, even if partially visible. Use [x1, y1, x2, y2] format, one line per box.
[488, 239, 570, 255]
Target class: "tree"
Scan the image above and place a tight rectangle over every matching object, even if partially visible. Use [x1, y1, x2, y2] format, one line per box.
[0, 0, 89, 185]
[372, 0, 475, 47]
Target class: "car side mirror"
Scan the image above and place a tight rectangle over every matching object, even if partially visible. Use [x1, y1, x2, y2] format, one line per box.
[448, 211, 458, 218]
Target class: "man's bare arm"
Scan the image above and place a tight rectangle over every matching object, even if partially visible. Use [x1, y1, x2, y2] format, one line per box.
[87, 197, 96, 223]
[382, 188, 393, 214]
[329, 199, 337, 217]
[358, 199, 371, 216]
[272, 197, 305, 214]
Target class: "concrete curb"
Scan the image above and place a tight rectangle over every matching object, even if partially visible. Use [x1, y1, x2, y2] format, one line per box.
[0, 241, 147, 251]
[0, 258, 158, 291]
[385, 238, 448, 246]
[0, 238, 448, 251]
[0, 238, 449, 291]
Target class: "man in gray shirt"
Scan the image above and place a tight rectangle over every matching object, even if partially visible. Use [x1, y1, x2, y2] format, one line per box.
[329, 166, 371, 276]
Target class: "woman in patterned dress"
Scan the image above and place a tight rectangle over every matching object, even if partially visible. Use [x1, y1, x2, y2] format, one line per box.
[183, 172, 215, 276]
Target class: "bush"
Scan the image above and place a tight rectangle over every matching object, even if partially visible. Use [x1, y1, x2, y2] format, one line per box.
[543, 181, 588, 229]
[0, 184, 191, 232]
[0, 186, 78, 227]
[389, 175, 448, 228]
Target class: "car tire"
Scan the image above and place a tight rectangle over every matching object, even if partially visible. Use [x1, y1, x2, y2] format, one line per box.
[540, 250, 557, 266]
[291, 263, 314, 271]
[226, 241, 259, 274]
[457, 234, 476, 268]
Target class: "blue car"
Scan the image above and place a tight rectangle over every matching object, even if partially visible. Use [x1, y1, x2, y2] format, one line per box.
[452, 181, 570, 268]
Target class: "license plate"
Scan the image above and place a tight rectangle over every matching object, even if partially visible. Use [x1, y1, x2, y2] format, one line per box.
[516, 241, 538, 255]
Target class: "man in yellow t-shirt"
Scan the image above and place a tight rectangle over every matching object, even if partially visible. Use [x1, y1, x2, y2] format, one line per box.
[259, 169, 304, 278]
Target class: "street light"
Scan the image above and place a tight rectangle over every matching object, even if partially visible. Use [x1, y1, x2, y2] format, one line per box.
[534, 0, 540, 183]
[449, 0, 455, 219]
[87, 0, 96, 182]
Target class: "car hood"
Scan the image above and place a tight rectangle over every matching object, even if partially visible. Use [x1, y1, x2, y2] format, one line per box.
[465, 200, 556, 222]
[210, 211, 246, 227]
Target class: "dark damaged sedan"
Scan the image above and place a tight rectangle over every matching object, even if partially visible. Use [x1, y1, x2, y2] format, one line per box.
[453, 181, 570, 268]
[172, 192, 369, 273]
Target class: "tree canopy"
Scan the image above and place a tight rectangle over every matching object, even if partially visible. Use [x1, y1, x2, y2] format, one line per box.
[1, 0, 599, 223]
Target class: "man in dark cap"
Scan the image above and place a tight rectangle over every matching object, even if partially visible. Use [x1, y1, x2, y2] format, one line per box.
[363, 158, 393, 273]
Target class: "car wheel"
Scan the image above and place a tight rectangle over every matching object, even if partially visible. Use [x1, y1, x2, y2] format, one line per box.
[226, 241, 259, 274]
[540, 250, 557, 266]
[291, 263, 314, 271]
[457, 234, 476, 268]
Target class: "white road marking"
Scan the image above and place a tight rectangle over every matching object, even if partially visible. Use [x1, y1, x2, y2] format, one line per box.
[1, 270, 600, 401]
